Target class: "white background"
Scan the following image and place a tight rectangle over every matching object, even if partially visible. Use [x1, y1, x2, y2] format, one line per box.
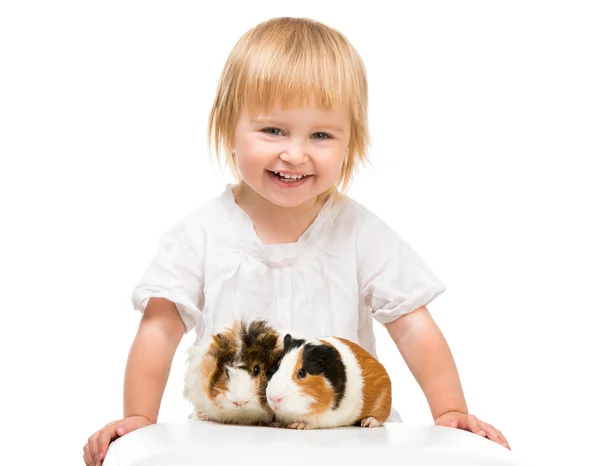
[1, 1, 598, 465]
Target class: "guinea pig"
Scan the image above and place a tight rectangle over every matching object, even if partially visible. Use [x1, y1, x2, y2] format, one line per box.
[265, 334, 392, 429]
[183, 319, 283, 425]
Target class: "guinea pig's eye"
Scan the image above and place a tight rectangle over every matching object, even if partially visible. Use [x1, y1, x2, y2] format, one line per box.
[225, 368, 230, 378]
[297, 368, 306, 379]
[253, 364, 260, 376]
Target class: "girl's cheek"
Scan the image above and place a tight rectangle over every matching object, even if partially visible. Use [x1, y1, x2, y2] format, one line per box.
[313, 146, 346, 165]
[245, 136, 275, 154]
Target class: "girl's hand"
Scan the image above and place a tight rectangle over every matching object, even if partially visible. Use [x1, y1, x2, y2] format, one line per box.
[435, 411, 511, 450]
[83, 415, 153, 465]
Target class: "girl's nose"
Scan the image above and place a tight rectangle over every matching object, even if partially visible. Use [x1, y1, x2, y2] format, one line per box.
[279, 143, 308, 165]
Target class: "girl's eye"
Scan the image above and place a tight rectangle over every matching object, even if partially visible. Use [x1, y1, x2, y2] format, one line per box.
[262, 128, 331, 139]
[263, 128, 283, 136]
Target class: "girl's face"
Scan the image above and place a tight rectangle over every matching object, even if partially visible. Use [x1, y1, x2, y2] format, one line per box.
[233, 101, 351, 208]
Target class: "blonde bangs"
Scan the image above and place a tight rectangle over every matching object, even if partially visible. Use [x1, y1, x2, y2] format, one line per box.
[208, 17, 370, 193]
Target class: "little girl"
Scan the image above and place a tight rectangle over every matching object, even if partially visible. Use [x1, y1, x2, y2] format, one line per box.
[83, 16, 510, 466]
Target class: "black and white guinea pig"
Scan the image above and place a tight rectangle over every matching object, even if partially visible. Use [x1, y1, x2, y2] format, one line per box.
[265, 334, 392, 429]
[183, 319, 283, 425]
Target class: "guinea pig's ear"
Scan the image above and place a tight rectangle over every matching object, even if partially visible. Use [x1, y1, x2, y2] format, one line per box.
[283, 334, 293, 352]
[212, 333, 227, 346]
[283, 334, 305, 353]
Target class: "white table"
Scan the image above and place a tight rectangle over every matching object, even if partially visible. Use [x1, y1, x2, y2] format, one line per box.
[103, 420, 524, 466]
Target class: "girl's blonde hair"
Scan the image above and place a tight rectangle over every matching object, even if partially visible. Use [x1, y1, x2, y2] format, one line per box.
[208, 17, 370, 194]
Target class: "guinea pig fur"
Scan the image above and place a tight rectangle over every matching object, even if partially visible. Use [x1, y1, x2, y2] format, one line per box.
[266, 334, 392, 429]
[184, 319, 283, 425]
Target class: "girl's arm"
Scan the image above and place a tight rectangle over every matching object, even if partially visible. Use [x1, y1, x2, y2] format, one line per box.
[124, 297, 186, 422]
[385, 305, 468, 420]
[84, 298, 186, 466]
[385, 305, 510, 449]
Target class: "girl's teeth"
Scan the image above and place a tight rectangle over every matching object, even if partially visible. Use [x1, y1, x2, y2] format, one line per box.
[275, 171, 306, 180]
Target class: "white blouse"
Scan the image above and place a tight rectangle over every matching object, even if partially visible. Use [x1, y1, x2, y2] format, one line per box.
[131, 184, 446, 420]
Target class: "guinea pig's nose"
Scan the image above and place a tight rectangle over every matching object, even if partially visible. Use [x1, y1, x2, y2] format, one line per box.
[269, 395, 284, 404]
[233, 400, 248, 407]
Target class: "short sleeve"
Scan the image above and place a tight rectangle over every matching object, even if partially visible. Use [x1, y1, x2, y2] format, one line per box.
[130, 219, 205, 334]
[357, 214, 446, 325]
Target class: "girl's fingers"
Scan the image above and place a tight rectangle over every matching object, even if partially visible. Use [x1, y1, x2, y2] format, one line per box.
[83, 443, 94, 466]
[87, 432, 101, 465]
[461, 414, 487, 436]
[479, 421, 511, 450]
[96, 427, 117, 464]
[481, 422, 502, 442]
[85, 417, 150, 466]
[494, 428, 511, 450]
[437, 414, 511, 450]
[98, 420, 133, 461]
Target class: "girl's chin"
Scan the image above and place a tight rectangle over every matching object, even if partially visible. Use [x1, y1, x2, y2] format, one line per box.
[263, 193, 312, 208]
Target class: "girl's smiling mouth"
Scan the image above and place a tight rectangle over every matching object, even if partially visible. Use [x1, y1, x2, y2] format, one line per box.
[267, 170, 314, 185]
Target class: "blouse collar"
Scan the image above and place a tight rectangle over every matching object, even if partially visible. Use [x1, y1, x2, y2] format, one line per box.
[221, 184, 339, 267]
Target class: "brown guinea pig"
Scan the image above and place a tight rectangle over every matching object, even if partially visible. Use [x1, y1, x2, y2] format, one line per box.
[183, 319, 283, 425]
[265, 334, 392, 429]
